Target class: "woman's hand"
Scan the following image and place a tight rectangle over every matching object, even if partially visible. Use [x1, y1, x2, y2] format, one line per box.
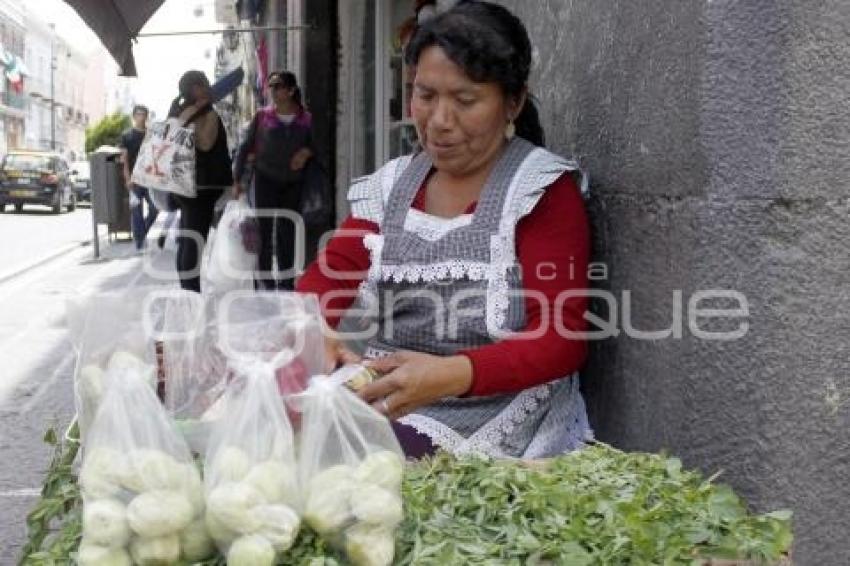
[232, 181, 243, 199]
[323, 333, 361, 373]
[290, 147, 313, 171]
[359, 351, 473, 419]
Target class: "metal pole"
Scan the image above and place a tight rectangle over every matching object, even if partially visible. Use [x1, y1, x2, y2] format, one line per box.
[49, 23, 55, 150]
[91, 193, 99, 259]
[136, 24, 312, 38]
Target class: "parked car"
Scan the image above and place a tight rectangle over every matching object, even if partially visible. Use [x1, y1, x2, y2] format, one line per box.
[0, 150, 76, 214]
[70, 160, 91, 202]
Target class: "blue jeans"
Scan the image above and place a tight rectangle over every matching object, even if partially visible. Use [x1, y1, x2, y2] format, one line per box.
[131, 186, 159, 249]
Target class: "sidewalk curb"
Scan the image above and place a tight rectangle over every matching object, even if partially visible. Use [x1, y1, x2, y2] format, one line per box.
[0, 240, 92, 285]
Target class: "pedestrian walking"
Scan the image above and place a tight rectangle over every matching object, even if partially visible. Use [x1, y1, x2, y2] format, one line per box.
[119, 105, 159, 251]
[233, 71, 314, 291]
[167, 70, 233, 293]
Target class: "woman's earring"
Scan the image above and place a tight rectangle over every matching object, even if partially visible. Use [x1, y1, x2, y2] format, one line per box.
[505, 121, 516, 140]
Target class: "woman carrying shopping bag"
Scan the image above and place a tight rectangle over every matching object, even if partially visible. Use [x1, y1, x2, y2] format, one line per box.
[168, 70, 233, 293]
[233, 71, 314, 291]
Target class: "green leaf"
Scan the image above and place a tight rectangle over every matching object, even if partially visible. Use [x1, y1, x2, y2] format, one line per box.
[42, 428, 57, 446]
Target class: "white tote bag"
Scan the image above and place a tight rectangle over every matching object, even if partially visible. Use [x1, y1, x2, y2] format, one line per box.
[131, 118, 197, 198]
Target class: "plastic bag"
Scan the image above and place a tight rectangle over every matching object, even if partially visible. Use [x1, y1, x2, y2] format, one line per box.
[203, 367, 300, 562]
[149, 188, 176, 212]
[78, 364, 214, 564]
[201, 198, 258, 296]
[297, 369, 405, 566]
[145, 290, 230, 454]
[68, 290, 159, 441]
[217, 292, 326, 407]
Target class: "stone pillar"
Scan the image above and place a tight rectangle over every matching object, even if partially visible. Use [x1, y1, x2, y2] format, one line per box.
[499, 1, 850, 562]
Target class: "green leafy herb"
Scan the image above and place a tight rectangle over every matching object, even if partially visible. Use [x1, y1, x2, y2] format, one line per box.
[20, 425, 792, 565]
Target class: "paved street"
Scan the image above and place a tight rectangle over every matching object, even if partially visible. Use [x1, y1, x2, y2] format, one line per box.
[0, 213, 177, 562]
[0, 205, 95, 279]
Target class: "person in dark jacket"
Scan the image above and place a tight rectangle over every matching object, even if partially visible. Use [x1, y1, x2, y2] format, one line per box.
[168, 70, 233, 293]
[233, 71, 313, 290]
[119, 104, 158, 250]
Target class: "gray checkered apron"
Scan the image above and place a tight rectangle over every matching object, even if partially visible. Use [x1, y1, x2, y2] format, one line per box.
[358, 138, 591, 458]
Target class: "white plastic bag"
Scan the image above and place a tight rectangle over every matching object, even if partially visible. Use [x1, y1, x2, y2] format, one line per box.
[217, 292, 326, 411]
[203, 367, 300, 561]
[79, 363, 214, 564]
[68, 290, 159, 441]
[297, 369, 405, 566]
[201, 198, 258, 297]
[145, 290, 230, 454]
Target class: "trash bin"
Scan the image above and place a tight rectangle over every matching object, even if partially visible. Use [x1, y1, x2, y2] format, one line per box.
[90, 146, 130, 238]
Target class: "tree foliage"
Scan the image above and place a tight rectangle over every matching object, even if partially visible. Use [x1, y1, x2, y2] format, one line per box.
[84, 112, 130, 154]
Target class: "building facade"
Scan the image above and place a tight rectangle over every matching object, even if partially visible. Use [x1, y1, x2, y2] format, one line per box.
[22, 13, 89, 160]
[0, 0, 27, 155]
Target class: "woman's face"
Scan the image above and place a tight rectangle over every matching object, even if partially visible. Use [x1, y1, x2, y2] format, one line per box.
[271, 83, 294, 105]
[190, 83, 210, 104]
[411, 46, 521, 177]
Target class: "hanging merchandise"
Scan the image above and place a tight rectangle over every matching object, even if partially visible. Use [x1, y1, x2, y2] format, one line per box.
[255, 36, 269, 99]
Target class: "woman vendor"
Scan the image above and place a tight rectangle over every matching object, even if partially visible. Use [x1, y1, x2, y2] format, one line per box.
[297, 0, 592, 459]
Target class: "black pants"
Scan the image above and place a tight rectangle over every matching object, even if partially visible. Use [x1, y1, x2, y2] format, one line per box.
[254, 173, 302, 291]
[173, 189, 223, 293]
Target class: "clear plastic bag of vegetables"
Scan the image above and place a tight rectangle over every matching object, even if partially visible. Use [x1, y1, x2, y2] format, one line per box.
[216, 291, 326, 422]
[296, 369, 405, 566]
[78, 362, 214, 565]
[146, 290, 230, 452]
[67, 289, 159, 442]
[203, 364, 300, 565]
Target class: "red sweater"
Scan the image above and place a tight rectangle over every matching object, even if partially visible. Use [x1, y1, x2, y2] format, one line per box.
[296, 173, 590, 397]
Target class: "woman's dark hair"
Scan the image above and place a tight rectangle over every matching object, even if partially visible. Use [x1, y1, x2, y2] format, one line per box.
[270, 71, 303, 109]
[168, 70, 211, 118]
[405, 1, 545, 147]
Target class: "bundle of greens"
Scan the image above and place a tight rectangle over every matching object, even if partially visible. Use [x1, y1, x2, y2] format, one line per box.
[22, 434, 792, 566]
[395, 446, 792, 565]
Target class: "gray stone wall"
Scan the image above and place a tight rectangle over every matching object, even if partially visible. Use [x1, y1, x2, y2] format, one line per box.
[498, 1, 850, 563]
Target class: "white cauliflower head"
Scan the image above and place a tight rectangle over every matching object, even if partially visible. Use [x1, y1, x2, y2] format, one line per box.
[129, 534, 181, 565]
[355, 450, 404, 492]
[204, 509, 238, 545]
[181, 463, 205, 515]
[254, 504, 300, 552]
[350, 484, 403, 527]
[80, 447, 127, 499]
[126, 490, 194, 538]
[227, 534, 276, 566]
[243, 460, 298, 506]
[210, 445, 253, 483]
[345, 523, 396, 566]
[180, 518, 216, 562]
[82, 498, 130, 548]
[76, 541, 132, 566]
[121, 449, 185, 493]
[304, 465, 358, 534]
[206, 481, 267, 534]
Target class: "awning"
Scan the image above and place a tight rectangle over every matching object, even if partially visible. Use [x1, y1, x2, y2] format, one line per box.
[62, 0, 166, 77]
